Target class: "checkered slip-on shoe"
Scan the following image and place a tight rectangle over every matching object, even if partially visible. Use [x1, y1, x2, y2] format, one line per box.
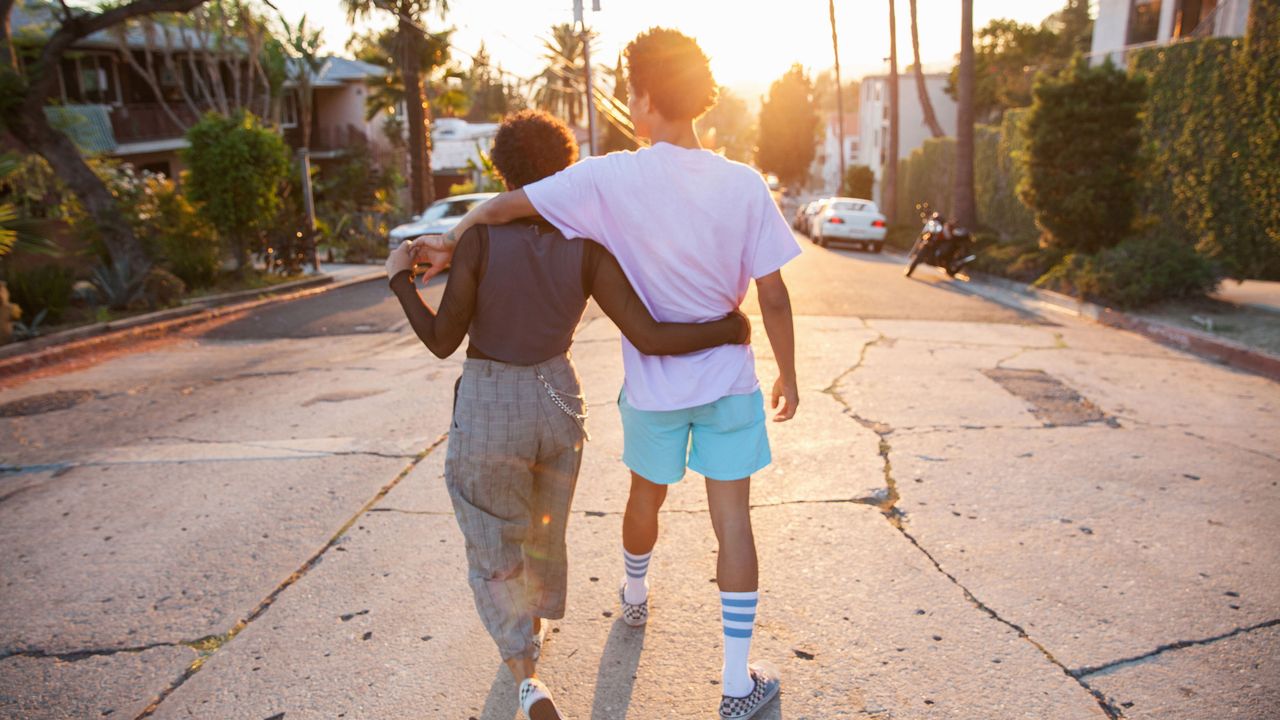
[518, 678, 566, 720]
[718, 663, 781, 720]
[618, 583, 648, 627]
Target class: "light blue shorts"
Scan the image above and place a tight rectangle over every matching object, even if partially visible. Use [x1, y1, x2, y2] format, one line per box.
[619, 388, 772, 485]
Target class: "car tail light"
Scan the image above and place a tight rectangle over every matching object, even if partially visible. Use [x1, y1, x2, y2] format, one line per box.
[872, 219, 886, 228]
[828, 217, 845, 224]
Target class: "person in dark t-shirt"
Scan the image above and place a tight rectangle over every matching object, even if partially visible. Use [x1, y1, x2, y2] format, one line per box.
[384, 110, 746, 720]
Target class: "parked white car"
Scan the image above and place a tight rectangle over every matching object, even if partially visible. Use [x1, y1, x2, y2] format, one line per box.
[811, 197, 887, 252]
[798, 198, 832, 237]
[387, 192, 497, 248]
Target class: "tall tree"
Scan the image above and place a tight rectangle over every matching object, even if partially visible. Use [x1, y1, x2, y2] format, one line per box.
[1, 0, 211, 274]
[601, 54, 637, 153]
[954, 0, 977, 228]
[534, 23, 593, 127]
[342, 0, 447, 214]
[883, 0, 899, 223]
[280, 15, 324, 150]
[828, 0, 847, 186]
[756, 64, 819, 188]
[908, 0, 945, 137]
[696, 88, 755, 163]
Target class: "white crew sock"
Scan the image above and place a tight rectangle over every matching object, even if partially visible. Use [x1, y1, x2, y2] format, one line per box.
[623, 548, 651, 604]
[721, 590, 758, 698]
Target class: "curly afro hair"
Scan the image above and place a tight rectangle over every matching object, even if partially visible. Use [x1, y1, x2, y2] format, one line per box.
[625, 28, 718, 121]
[489, 109, 579, 189]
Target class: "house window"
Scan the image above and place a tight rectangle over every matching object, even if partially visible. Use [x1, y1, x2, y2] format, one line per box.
[281, 93, 298, 128]
[1128, 0, 1163, 45]
[1173, 0, 1217, 37]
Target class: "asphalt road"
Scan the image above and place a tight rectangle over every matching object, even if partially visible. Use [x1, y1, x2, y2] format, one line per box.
[203, 233, 1035, 344]
[1, 230, 1276, 720]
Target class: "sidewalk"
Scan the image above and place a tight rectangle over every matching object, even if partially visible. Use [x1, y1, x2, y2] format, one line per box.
[0, 263, 384, 380]
[1214, 279, 1280, 314]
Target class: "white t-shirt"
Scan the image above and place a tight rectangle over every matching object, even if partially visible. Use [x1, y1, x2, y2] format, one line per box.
[525, 142, 801, 411]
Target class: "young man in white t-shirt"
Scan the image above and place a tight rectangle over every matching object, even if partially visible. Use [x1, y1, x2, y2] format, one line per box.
[415, 28, 799, 720]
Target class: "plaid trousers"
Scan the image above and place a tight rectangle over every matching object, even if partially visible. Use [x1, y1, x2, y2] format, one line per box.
[445, 353, 586, 662]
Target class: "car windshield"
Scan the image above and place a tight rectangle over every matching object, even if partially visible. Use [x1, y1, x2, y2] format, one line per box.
[418, 199, 479, 223]
[832, 201, 870, 212]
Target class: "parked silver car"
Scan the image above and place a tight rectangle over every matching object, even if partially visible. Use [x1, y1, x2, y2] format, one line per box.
[387, 193, 497, 249]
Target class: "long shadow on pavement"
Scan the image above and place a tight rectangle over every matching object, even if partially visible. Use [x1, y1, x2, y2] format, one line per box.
[590, 618, 646, 719]
[480, 664, 519, 720]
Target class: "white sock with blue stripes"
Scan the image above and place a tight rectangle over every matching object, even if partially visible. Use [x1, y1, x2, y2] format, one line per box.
[721, 590, 758, 698]
[623, 548, 651, 604]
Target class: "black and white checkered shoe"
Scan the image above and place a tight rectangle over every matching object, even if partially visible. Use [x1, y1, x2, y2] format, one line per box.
[718, 663, 781, 720]
[518, 678, 566, 719]
[618, 583, 648, 627]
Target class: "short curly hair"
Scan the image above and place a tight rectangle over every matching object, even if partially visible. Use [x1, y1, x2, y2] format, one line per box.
[489, 109, 579, 189]
[625, 28, 718, 121]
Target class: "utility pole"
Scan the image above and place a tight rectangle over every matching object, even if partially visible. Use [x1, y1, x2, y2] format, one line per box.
[574, 0, 601, 155]
[828, 0, 846, 194]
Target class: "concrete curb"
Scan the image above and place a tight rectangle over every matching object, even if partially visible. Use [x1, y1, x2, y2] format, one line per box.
[0, 270, 385, 380]
[951, 268, 1280, 383]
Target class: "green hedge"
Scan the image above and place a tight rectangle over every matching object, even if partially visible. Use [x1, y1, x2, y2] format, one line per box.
[1131, 29, 1280, 279]
[895, 113, 1036, 243]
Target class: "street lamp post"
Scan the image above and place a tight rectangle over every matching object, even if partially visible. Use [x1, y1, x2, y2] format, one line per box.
[574, 0, 601, 156]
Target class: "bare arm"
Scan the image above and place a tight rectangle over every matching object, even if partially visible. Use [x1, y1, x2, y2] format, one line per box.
[755, 270, 798, 422]
[411, 190, 536, 279]
[585, 243, 749, 355]
[388, 229, 484, 358]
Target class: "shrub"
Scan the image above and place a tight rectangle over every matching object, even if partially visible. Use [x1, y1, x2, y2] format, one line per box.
[1019, 58, 1147, 254]
[1131, 25, 1280, 279]
[842, 165, 874, 199]
[184, 111, 290, 272]
[78, 163, 220, 289]
[1036, 232, 1218, 309]
[142, 267, 186, 309]
[6, 264, 74, 323]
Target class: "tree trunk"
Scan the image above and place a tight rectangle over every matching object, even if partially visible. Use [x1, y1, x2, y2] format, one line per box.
[8, 109, 149, 272]
[909, 0, 945, 138]
[883, 0, 900, 224]
[401, 14, 431, 214]
[954, 0, 977, 228]
[1, 0, 17, 70]
[829, 0, 847, 193]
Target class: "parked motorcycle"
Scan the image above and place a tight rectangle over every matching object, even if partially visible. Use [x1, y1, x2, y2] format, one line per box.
[905, 211, 977, 278]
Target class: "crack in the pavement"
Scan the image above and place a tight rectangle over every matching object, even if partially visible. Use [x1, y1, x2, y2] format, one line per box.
[823, 331, 1124, 719]
[1070, 617, 1280, 679]
[133, 433, 449, 720]
[134, 434, 418, 461]
[368, 507, 454, 516]
[0, 641, 194, 664]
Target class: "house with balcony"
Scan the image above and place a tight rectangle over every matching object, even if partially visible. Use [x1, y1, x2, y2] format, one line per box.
[13, 3, 390, 178]
[811, 112, 860, 195]
[857, 73, 957, 207]
[1090, 0, 1252, 65]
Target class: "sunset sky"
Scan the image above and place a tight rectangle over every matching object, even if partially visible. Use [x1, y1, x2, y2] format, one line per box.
[276, 0, 1074, 100]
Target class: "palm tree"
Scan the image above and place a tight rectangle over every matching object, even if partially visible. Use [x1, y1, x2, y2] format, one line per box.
[342, 0, 448, 214]
[908, 0, 945, 138]
[883, 0, 900, 224]
[954, 0, 976, 228]
[828, 0, 847, 191]
[534, 23, 593, 127]
[280, 15, 324, 150]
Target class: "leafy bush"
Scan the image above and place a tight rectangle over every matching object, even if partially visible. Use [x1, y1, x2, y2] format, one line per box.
[184, 111, 290, 272]
[842, 165, 874, 199]
[79, 162, 220, 289]
[1019, 58, 1146, 254]
[1131, 24, 1280, 279]
[1036, 232, 1218, 309]
[6, 264, 74, 323]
